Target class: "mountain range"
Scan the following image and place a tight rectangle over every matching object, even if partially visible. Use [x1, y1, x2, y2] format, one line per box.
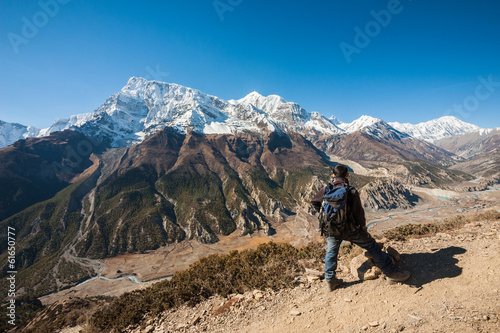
[0, 77, 498, 301]
[1, 77, 495, 149]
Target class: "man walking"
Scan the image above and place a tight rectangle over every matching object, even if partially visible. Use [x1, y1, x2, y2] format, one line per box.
[311, 164, 410, 291]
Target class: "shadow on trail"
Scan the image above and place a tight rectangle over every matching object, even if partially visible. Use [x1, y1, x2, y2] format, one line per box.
[400, 246, 467, 288]
[340, 280, 363, 289]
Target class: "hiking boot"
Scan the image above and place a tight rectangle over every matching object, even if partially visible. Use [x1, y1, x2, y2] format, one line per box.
[385, 270, 411, 285]
[326, 277, 343, 291]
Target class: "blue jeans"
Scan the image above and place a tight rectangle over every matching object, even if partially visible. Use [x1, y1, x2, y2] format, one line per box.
[324, 229, 396, 281]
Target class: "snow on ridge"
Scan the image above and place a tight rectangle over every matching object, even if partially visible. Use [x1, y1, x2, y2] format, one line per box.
[389, 116, 481, 142]
[0, 121, 41, 148]
[237, 91, 289, 116]
[338, 115, 383, 133]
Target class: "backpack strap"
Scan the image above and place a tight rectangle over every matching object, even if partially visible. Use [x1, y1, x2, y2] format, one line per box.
[345, 185, 356, 212]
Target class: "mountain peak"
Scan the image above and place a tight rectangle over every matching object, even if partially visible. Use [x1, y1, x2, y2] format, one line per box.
[238, 91, 288, 108]
[389, 116, 480, 142]
[339, 115, 383, 133]
[0, 120, 41, 147]
[126, 76, 145, 85]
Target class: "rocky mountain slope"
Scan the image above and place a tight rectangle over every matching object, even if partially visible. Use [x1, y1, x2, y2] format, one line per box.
[359, 180, 420, 211]
[0, 128, 334, 299]
[433, 128, 500, 159]
[0, 130, 102, 220]
[312, 128, 459, 167]
[434, 128, 500, 180]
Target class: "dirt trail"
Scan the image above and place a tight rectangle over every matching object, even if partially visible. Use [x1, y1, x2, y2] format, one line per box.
[124, 216, 500, 333]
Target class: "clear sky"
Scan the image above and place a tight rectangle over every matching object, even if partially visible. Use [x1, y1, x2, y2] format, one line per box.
[1, 0, 499, 129]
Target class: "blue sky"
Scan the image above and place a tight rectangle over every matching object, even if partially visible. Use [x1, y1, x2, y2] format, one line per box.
[1, 0, 499, 129]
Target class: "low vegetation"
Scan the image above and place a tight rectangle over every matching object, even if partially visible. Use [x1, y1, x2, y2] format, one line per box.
[381, 209, 500, 240]
[89, 242, 325, 332]
[0, 295, 44, 333]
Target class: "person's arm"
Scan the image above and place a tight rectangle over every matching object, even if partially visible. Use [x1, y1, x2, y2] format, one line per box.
[352, 190, 366, 229]
[310, 186, 325, 212]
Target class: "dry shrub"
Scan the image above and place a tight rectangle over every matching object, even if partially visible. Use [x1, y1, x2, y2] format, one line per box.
[90, 241, 325, 332]
[382, 209, 500, 241]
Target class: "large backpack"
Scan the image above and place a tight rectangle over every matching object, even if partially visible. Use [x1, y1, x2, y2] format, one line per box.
[318, 183, 358, 237]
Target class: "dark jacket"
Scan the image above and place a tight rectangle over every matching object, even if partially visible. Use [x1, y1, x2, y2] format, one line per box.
[310, 177, 366, 229]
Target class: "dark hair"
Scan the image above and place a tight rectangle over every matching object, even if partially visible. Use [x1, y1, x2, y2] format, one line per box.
[332, 164, 348, 178]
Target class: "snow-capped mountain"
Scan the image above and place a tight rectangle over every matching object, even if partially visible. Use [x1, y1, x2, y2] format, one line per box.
[40, 78, 281, 147]
[0, 78, 342, 148]
[0, 78, 487, 149]
[234, 91, 343, 136]
[337, 115, 408, 140]
[389, 116, 480, 142]
[338, 115, 382, 133]
[0, 120, 40, 147]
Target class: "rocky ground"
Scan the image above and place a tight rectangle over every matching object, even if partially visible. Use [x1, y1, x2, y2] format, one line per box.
[112, 217, 499, 333]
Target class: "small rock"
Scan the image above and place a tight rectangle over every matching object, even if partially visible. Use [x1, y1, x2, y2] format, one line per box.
[350, 254, 376, 280]
[305, 268, 324, 277]
[364, 266, 382, 280]
[369, 321, 379, 327]
[344, 298, 352, 302]
[361, 325, 368, 330]
[191, 315, 201, 325]
[254, 291, 264, 300]
[290, 310, 302, 316]
[307, 275, 320, 282]
[408, 314, 422, 321]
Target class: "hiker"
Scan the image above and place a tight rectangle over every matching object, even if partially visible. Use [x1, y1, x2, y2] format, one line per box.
[311, 164, 410, 291]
